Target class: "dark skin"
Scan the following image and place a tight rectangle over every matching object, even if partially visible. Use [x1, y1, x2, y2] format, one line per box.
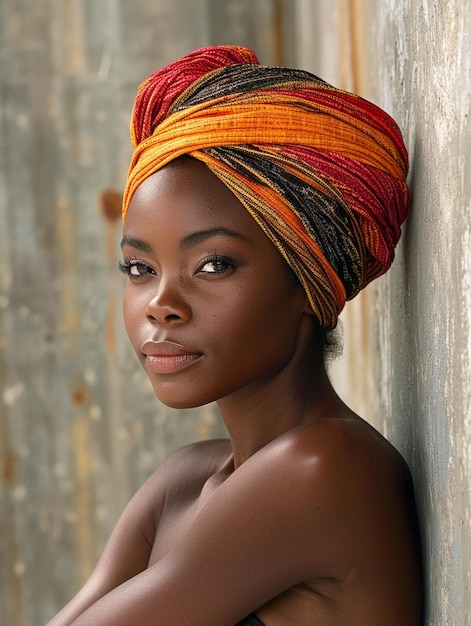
[48, 157, 422, 625]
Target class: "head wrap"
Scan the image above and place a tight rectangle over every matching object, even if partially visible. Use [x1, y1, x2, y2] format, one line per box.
[123, 45, 409, 328]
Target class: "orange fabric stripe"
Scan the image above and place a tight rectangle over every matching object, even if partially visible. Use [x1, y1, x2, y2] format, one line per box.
[123, 100, 404, 218]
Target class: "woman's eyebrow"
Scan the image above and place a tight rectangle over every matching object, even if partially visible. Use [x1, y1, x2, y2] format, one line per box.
[180, 227, 250, 250]
[120, 236, 153, 252]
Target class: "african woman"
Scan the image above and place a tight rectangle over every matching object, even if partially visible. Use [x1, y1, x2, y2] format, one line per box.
[49, 45, 422, 625]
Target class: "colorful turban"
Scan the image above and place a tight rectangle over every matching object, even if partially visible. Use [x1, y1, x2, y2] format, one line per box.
[123, 45, 409, 328]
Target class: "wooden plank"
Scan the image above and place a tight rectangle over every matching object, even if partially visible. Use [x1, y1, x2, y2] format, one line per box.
[0, 1, 280, 623]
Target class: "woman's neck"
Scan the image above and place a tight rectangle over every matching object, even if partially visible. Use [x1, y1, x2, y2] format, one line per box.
[216, 342, 338, 468]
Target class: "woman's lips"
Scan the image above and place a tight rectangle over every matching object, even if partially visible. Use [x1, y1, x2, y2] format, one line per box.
[141, 341, 203, 375]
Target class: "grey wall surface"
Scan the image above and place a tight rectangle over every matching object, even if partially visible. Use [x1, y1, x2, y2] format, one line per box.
[306, 2, 470, 624]
[1, 1, 470, 625]
[367, 3, 471, 622]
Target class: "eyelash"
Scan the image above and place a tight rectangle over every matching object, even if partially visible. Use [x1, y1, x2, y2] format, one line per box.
[118, 255, 235, 280]
[198, 254, 235, 275]
[118, 259, 155, 279]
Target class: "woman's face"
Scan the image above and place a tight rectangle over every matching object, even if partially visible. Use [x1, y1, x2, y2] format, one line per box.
[121, 157, 311, 409]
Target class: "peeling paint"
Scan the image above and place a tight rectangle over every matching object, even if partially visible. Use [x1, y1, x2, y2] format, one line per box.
[72, 417, 94, 582]
[2, 383, 25, 407]
[70, 382, 89, 407]
[100, 189, 123, 222]
[12, 562, 25, 578]
[1, 451, 20, 484]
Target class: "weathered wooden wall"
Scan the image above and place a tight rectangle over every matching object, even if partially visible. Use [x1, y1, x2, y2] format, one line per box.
[0, 2, 280, 624]
[1, 1, 470, 625]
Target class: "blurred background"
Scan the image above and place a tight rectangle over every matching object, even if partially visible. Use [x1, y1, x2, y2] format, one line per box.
[0, 1, 470, 624]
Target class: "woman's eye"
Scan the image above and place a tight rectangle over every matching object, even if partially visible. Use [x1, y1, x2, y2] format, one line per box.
[199, 256, 234, 275]
[118, 260, 155, 280]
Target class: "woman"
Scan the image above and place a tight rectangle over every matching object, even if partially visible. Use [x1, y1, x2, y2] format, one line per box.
[49, 45, 422, 625]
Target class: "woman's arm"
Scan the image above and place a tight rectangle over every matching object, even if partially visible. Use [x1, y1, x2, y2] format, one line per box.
[56, 430, 354, 626]
[50, 424, 421, 626]
[47, 450, 174, 626]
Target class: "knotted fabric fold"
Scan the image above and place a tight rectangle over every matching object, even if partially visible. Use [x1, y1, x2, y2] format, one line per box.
[123, 45, 410, 328]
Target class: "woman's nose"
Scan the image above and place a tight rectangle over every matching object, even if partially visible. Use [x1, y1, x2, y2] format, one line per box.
[145, 279, 192, 325]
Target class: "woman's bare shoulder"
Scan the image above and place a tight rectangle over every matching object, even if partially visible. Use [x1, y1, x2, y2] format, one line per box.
[239, 414, 420, 612]
[91, 438, 232, 564]
[146, 438, 232, 488]
[249, 414, 414, 535]
[292, 414, 414, 519]
[279, 412, 412, 485]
